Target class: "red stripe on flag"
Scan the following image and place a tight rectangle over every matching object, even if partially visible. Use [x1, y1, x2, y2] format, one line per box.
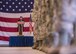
[0, 36, 9, 41]
[0, 17, 30, 23]
[0, 26, 33, 32]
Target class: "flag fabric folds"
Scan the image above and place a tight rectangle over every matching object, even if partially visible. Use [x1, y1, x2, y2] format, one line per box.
[0, 0, 34, 44]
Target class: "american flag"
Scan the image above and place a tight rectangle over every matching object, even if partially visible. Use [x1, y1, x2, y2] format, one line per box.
[0, 0, 34, 45]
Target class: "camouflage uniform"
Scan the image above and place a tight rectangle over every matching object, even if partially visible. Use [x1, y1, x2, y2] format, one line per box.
[38, 0, 55, 51]
[32, 0, 53, 50]
[32, 0, 40, 49]
[38, 0, 55, 52]
[32, 0, 47, 49]
[36, 0, 47, 50]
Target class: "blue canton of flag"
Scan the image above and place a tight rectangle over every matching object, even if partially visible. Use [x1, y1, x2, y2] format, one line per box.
[0, 0, 34, 13]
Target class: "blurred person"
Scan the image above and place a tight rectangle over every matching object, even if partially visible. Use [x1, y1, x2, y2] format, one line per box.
[17, 16, 24, 36]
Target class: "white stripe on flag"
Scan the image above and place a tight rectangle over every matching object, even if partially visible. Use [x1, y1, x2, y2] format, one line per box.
[0, 12, 31, 18]
[0, 31, 33, 37]
[0, 22, 34, 27]
[0, 40, 9, 45]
